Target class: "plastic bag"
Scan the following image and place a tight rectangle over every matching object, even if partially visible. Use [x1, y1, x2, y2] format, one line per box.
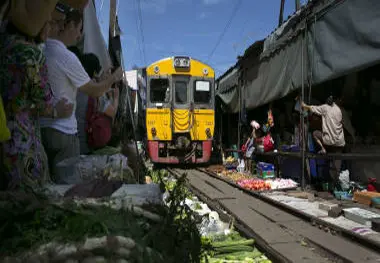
[263, 134, 274, 152]
[199, 211, 228, 236]
[339, 170, 350, 190]
[55, 154, 128, 184]
[237, 159, 245, 173]
[111, 184, 163, 206]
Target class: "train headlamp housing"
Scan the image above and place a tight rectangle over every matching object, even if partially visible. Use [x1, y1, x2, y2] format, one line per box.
[151, 127, 157, 137]
[154, 65, 160, 74]
[203, 68, 209, 76]
[205, 128, 212, 139]
[173, 56, 190, 69]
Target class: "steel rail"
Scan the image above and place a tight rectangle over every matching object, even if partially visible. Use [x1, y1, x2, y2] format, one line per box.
[197, 167, 380, 254]
[167, 168, 287, 263]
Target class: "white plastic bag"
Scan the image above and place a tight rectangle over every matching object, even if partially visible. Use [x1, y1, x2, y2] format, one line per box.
[199, 211, 229, 236]
[339, 170, 350, 190]
[237, 159, 245, 173]
[111, 184, 163, 206]
[55, 154, 128, 184]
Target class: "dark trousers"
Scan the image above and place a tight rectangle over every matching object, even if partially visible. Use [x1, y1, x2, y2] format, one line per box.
[313, 130, 343, 183]
[0, 143, 7, 190]
[41, 128, 80, 183]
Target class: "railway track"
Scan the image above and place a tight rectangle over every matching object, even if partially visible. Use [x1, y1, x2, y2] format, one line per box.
[167, 167, 380, 263]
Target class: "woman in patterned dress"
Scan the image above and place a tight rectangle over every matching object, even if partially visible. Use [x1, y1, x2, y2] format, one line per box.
[0, 0, 73, 189]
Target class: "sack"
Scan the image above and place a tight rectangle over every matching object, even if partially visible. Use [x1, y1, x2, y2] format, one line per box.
[263, 134, 274, 152]
[86, 97, 112, 149]
[241, 144, 247, 152]
[245, 138, 254, 158]
[0, 96, 10, 142]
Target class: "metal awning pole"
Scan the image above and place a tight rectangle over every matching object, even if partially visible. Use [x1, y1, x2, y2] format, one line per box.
[279, 0, 286, 26]
[108, 1, 141, 182]
[295, 0, 301, 11]
[301, 30, 305, 190]
[237, 74, 241, 151]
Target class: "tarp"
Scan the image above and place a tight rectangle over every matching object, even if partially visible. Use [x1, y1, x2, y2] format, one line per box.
[245, 36, 305, 110]
[83, 2, 112, 71]
[125, 70, 138, 91]
[216, 68, 240, 113]
[245, 0, 380, 110]
[309, 0, 380, 84]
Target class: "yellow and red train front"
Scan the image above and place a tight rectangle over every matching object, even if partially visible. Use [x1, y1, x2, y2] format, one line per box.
[145, 57, 215, 164]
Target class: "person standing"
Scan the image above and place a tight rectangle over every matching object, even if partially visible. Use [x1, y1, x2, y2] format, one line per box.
[40, 10, 123, 181]
[302, 95, 345, 185]
[0, 0, 74, 189]
[75, 54, 120, 154]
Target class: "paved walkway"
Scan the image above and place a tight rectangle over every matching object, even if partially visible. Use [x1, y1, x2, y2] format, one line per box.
[181, 169, 380, 263]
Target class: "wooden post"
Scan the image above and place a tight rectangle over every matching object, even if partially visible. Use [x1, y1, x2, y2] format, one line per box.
[295, 0, 301, 11]
[109, 0, 116, 38]
[279, 0, 285, 27]
[301, 30, 305, 190]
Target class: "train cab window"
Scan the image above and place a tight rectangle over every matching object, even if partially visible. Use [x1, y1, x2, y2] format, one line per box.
[194, 81, 211, 104]
[150, 79, 170, 103]
[175, 81, 188, 104]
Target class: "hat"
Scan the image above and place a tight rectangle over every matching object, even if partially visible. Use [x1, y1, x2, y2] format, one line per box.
[61, 0, 89, 10]
[250, 120, 260, 129]
[55, 1, 73, 14]
[10, 0, 58, 37]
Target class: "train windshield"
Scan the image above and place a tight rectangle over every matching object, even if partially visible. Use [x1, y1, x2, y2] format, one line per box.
[175, 81, 188, 104]
[150, 79, 170, 103]
[194, 80, 211, 104]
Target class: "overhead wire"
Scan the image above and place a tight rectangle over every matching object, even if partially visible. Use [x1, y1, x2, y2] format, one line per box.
[206, 0, 243, 63]
[136, 0, 147, 65]
[132, 0, 145, 66]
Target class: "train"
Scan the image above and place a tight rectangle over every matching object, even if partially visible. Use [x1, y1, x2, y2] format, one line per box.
[145, 56, 215, 164]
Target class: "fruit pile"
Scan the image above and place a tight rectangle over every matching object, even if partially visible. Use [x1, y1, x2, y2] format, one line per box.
[237, 179, 271, 191]
[218, 170, 251, 182]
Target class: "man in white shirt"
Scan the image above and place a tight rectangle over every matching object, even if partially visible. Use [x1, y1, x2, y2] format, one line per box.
[40, 10, 123, 181]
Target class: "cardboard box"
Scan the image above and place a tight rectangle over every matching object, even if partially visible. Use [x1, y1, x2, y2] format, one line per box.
[353, 191, 380, 206]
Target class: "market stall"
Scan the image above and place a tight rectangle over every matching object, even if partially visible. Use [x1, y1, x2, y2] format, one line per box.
[208, 160, 298, 193]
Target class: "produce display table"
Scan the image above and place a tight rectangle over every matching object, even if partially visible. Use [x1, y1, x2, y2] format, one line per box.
[205, 168, 298, 193]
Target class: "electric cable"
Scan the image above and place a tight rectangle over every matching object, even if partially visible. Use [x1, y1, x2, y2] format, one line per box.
[206, 0, 243, 63]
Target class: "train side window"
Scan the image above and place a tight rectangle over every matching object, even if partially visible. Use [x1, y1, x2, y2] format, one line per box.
[194, 81, 211, 104]
[150, 79, 169, 103]
[175, 81, 188, 104]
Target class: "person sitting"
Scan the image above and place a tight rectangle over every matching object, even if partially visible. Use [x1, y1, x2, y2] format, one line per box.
[302, 95, 345, 185]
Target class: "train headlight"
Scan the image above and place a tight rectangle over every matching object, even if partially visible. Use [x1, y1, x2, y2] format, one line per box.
[151, 127, 157, 137]
[154, 65, 160, 74]
[205, 128, 212, 139]
[173, 56, 190, 68]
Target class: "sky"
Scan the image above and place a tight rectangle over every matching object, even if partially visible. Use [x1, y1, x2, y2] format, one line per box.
[94, 0, 305, 77]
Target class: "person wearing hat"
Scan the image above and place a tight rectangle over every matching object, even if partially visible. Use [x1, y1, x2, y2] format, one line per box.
[0, 0, 75, 189]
